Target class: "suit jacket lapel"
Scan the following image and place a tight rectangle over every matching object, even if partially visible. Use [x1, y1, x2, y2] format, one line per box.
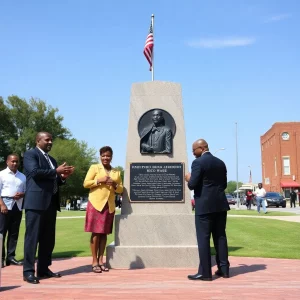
[35, 147, 52, 168]
[48, 155, 57, 168]
[153, 128, 164, 142]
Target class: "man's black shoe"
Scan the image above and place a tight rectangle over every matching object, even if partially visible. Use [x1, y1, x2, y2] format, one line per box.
[37, 269, 62, 279]
[23, 274, 40, 284]
[1, 260, 5, 268]
[215, 269, 229, 278]
[187, 273, 212, 281]
[6, 258, 23, 266]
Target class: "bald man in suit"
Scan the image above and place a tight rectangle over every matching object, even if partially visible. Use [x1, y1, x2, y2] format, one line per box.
[185, 139, 230, 281]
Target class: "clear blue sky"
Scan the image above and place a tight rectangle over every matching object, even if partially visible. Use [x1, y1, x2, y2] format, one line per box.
[1, 0, 299, 183]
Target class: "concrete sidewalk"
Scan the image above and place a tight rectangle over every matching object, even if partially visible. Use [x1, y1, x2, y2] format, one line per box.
[51, 214, 300, 223]
[1, 256, 300, 299]
[228, 214, 300, 223]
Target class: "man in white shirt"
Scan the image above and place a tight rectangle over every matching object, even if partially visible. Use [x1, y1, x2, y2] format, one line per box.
[0, 154, 26, 268]
[254, 183, 267, 214]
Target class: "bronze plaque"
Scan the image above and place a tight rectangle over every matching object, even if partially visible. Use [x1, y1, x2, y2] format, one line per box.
[129, 162, 184, 202]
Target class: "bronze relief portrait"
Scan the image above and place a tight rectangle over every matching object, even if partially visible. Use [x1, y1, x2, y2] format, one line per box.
[138, 109, 176, 154]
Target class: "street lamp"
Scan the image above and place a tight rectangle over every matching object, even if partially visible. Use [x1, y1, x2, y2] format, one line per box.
[235, 122, 240, 209]
[248, 165, 252, 184]
[214, 148, 225, 155]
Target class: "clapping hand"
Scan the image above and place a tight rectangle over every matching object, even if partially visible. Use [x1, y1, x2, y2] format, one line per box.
[106, 177, 117, 189]
[97, 176, 116, 188]
[57, 163, 75, 179]
[185, 172, 191, 182]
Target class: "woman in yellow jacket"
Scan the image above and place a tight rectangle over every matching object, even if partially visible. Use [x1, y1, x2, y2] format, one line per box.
[83, 146, 123, 273]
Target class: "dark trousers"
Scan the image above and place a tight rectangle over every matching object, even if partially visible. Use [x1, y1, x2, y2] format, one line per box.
[23, 201, 57, 276]
[0, 203, 22, 260]
[195, 211, 229, 278]
[246, 199, 252, 210]
[290, 200, 296, 208]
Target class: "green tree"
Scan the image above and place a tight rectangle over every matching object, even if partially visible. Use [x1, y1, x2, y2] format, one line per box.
[50, 138, 97, 201]
[114, 165, 124, 183]
[0, 97, 16, 167]
[226, 181, 243, 194]
[4, 95, 70, 160]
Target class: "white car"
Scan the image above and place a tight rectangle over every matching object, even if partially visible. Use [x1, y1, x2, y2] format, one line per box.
[80, 200, 88, 211]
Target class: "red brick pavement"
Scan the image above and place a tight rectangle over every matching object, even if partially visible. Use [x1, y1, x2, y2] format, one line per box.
[1, 256, 300, 299]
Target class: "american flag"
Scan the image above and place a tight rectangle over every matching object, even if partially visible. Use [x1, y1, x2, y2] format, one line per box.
[249, 170, 252, 183]
[143, 22, 154, 71]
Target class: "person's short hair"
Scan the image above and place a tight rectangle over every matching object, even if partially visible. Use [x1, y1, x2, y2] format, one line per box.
[7, 153, 19, 161]
[36, 131, 52, 142]
[99, 146, 113, 156]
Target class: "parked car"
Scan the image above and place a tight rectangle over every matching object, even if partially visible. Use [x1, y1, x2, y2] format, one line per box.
[226, 194, 236, 205]
[240, 195, 246, 205]
[80, 200, 88, 211]
[253, 192, 286, 208]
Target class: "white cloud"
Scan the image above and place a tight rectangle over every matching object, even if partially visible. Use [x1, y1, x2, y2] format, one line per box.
[186, 37, 256, 49]
[264, 13, 291, 23]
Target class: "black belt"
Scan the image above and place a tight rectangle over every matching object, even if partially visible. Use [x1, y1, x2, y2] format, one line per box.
[1, 196, 14, 199]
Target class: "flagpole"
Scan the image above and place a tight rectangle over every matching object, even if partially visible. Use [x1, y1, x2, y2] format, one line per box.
[248, 165, 252, 183]
[151, 14, 154, 81]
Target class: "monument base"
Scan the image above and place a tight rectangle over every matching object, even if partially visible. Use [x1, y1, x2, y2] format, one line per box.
[106, 213, 200, 269]
[106, 244, 199, 269]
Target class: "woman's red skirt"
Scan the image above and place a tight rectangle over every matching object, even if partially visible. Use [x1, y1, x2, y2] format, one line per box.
[84, 201, 115, 234]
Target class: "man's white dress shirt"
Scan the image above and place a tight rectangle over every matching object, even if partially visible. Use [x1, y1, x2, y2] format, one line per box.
[255, 188, 266, 198]
[0, 167, 26, 210]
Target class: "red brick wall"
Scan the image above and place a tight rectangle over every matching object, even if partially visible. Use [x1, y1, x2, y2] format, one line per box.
[260, 122, 300, 192]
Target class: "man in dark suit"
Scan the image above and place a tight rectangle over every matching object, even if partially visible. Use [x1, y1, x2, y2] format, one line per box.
[290, 189, 297, 208]
[23, 132, 74, 284]
[185, 139, 230, 281]
[140, 109, 172, 154]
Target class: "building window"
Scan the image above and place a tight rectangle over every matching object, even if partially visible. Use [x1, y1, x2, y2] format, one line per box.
[274, 158, 277, 176]
[283, 189, 291, 198]
[282, 157, 290, 175]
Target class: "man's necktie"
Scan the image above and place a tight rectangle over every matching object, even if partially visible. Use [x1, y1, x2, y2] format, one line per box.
[44, 154, 58, 194]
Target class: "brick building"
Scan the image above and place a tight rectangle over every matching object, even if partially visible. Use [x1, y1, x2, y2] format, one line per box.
[260, 122, 300, 198]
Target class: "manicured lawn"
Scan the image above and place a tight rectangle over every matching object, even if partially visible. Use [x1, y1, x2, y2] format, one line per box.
[57, 210, 86, 217]
[223, 217, 300, 259]
[16, 218, 114, 260]
[14, 215, 300, 260]
[57, 209, 121, 218]
[227, 209, 296, 216]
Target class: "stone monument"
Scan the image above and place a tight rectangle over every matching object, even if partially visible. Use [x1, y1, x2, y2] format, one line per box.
[106, 81, 198, 268]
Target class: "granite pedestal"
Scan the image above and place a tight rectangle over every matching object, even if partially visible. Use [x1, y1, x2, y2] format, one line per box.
[106, 81, 198, 268]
